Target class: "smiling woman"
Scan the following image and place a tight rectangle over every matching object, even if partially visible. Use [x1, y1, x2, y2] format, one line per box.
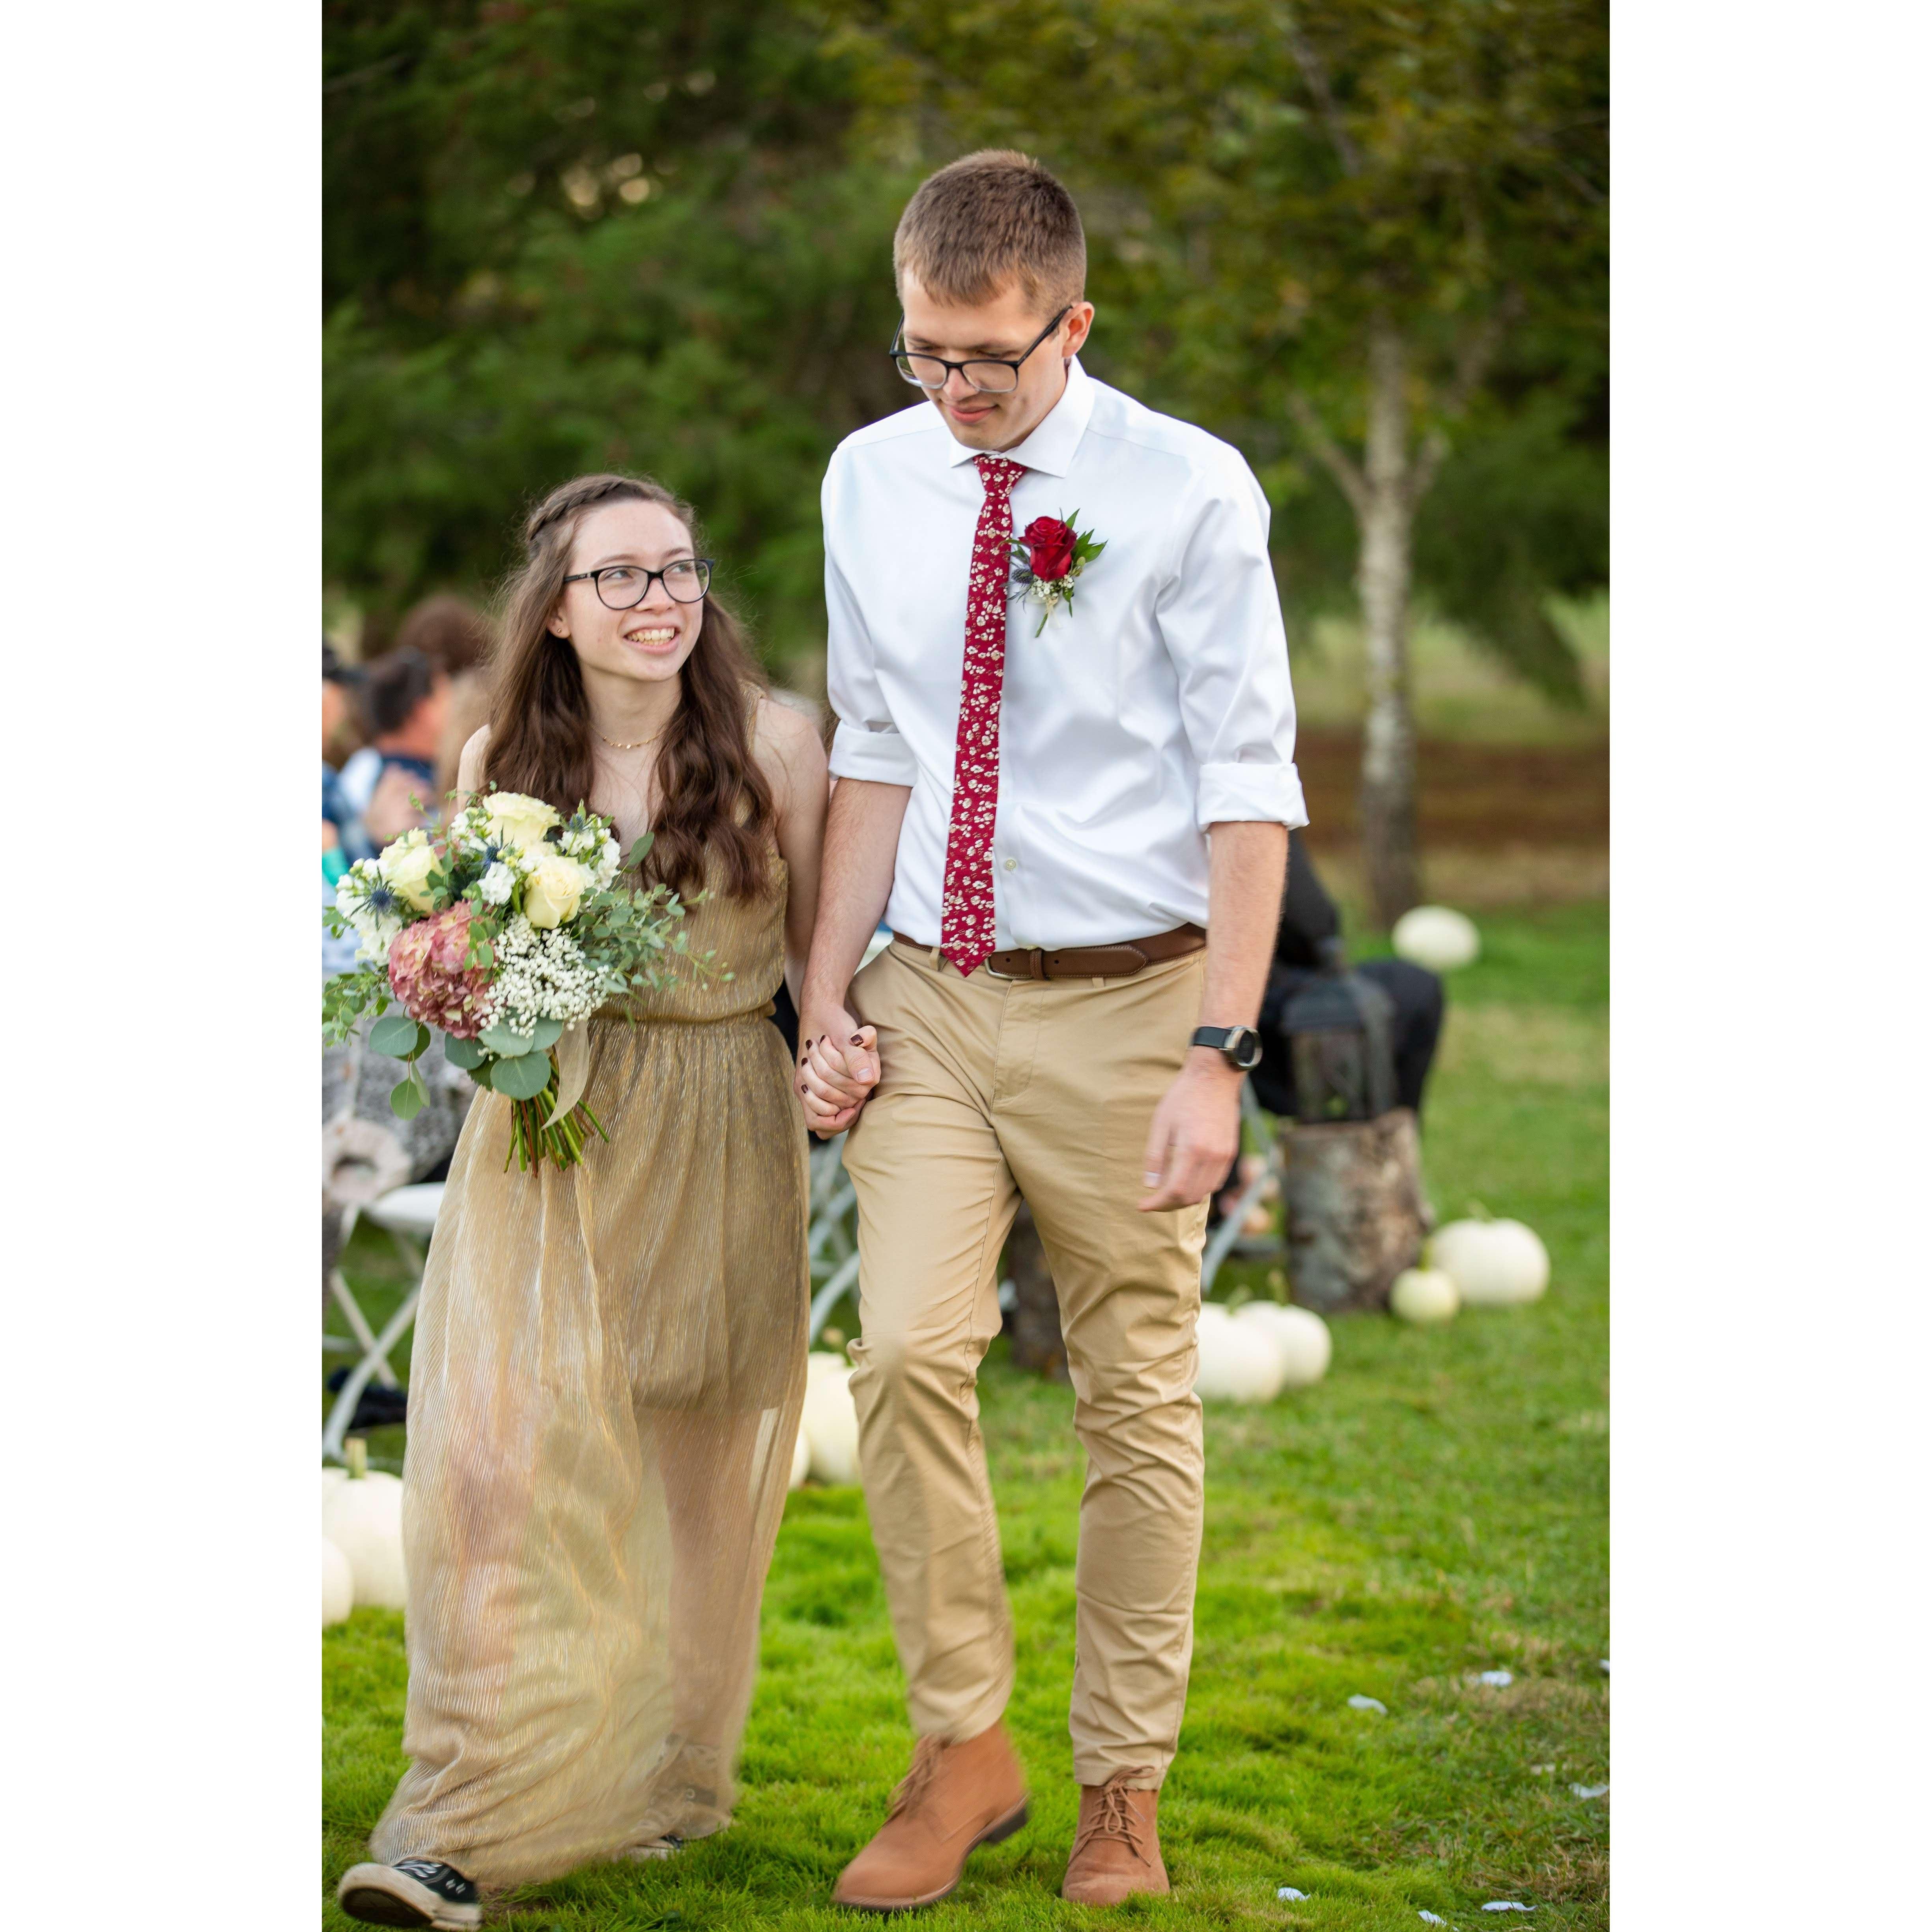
[333, 469, 831, 1925]
[480, 473, 778, 903]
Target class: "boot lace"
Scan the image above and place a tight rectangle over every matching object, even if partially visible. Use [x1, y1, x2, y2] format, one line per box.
[885, 1736, 948, 1823]
[1072, 1768, 1155, 1862]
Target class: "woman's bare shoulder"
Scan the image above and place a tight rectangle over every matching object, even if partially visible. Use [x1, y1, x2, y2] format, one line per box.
[752, 690, 828, 781]
[455, 724, 492, 793]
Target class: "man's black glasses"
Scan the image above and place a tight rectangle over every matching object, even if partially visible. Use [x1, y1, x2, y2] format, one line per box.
[888, 308, 1071, 395]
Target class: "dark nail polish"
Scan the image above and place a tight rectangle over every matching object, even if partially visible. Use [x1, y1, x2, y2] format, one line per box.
[850, 1034, 863, 1044]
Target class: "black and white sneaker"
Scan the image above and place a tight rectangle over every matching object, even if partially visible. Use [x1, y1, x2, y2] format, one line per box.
[336, 1858, 482, 1928]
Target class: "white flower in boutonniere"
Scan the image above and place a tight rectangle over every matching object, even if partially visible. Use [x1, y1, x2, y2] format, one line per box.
[1010, 511, 1106, 636]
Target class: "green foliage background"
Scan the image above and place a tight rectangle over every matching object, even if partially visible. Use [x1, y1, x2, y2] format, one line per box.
[325, 0, 1606, 688]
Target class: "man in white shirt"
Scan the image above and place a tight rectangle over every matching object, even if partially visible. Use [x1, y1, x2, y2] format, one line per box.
[797, 151, 1306, 1911]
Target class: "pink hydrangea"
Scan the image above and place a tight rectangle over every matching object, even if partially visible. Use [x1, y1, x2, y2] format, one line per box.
[387, 902, 494, 1039]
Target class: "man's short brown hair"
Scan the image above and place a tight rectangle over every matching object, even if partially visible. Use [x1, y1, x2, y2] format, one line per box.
[893, 150, 1086, 318]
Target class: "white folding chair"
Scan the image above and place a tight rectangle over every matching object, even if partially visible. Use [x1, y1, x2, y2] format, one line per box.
[323, 1181, 443, 1462]
[1200, 1079, 1286, 1292]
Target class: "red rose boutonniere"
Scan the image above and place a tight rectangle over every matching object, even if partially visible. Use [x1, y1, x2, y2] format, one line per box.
[1010, 511, 1106, 636]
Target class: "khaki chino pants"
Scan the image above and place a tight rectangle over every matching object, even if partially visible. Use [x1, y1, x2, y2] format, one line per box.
[843, 938, 1209, 1788]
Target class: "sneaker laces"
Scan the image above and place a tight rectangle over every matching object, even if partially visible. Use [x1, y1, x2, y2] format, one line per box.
[885, 1736, 948, 1823]
[1073, 1769, 1155, 1863]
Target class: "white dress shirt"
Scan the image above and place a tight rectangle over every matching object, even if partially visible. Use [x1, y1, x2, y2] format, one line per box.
[823, 355, 1307, 949]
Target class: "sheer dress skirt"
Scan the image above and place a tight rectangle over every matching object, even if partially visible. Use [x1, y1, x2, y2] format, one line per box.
[368, 1009, 809, 1888]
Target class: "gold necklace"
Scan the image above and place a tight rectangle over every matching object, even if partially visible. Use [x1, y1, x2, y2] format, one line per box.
[594, 725, 665, 752]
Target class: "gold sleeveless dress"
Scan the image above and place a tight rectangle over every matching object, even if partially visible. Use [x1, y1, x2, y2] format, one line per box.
[369, 858, 809, 1888]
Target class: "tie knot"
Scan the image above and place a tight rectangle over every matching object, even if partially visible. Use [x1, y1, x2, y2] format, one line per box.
[975, 454, 1024, 495]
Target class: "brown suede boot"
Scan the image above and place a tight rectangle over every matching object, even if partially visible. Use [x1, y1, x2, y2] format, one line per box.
[832, 1721, 1029, 1911]
[1060, 1769, 1169, 1905]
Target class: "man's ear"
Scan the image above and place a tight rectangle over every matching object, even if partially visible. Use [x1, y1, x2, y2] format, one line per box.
[1063, 301, 1096, 360]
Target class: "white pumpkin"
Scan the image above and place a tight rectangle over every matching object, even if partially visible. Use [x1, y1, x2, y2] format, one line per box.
[1391, 904, 1480, 973]
[802, 1365, 863, 1486]
[1389, 1266, 1461, 1325]
[323, 1536, 355, 1628]
[1234, 1300, 1332, 1388]
[1194, 1303, 1287, 1403]
[789, 1421, 811, 1490]
[805, 1349, 848, 1382]
[321, 1438, 407, 1609]
[1430, 1216, 1550, 1306]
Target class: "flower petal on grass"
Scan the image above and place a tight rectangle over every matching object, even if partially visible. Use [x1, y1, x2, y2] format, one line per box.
[1347, 1694, 1388, 1713]
[1479, 1669, 1514, 1686]
[1570, 1782, 1609, 1799]
[1419, 1914, 1449, 1926]
[1482, 1904, 1535, 1913]
[1278, 1887, 1308, 1900]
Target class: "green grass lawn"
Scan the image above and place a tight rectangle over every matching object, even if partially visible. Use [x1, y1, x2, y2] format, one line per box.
[325, 901, 1608, 1930]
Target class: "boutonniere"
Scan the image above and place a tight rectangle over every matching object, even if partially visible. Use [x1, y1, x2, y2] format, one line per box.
[1010, 512, 1106, 636]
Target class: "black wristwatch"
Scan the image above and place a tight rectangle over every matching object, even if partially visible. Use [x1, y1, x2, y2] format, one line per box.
[1192, 1024, 1263, 1073]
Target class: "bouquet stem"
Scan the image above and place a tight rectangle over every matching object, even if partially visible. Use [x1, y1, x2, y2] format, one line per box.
[502, 1069, 609, 1172]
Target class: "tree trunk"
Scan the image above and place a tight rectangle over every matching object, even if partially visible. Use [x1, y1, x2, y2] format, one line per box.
[1278, 1107, 1431, 1312]
[1004, 1203, 1069, 1381]
[1357, 318, 1421, 928]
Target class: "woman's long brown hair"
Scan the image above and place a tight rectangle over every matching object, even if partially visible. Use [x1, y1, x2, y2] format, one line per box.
[482, 473, 776, 901]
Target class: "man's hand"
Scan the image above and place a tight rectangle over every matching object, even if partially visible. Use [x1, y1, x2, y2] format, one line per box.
[1138, 1049, 1244, 1211]
[796, 1005, 880, 1138]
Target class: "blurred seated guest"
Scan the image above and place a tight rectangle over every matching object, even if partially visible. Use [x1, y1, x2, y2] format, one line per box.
[357, 645, 452, 843]
[323, 642, 371, 873]
[1212, 829, 1445, 1220]
[393, 592, 496, 805]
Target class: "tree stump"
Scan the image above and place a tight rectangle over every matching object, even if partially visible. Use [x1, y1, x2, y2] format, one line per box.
[1004, 1202, 1069, 1381]
[1278, 1107, 1431, 1312]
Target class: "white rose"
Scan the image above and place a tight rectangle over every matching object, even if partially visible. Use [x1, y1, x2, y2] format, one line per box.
[485, 791, 561, 855]
[523, 850, 590, 929]
[377, 828, 440, 913]
[480, 861, 516, 906]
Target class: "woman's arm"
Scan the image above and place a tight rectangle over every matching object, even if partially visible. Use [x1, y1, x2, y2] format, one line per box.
[754, 697, 830, 1011]
[453, 726, 491, 814]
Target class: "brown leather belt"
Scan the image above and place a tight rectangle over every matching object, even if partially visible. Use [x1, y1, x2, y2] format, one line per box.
[894, 923, 1206, 981]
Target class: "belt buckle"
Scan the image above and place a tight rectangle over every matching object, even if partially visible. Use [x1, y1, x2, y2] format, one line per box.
[985, 947, 1044, 981]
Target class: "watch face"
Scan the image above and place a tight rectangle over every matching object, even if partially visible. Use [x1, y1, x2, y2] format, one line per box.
[1231, 1027, 1263, 1071]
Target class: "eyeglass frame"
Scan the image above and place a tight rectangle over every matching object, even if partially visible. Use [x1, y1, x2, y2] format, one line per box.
[561, 560, 714, 609]
[886, 306, 1073, 394]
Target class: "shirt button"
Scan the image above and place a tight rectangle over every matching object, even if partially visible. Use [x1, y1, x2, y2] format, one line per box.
[1002, 858, 1017, 871]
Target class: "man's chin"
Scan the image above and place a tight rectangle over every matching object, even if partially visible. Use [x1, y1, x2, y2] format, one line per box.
[935, 400, 1006, 445]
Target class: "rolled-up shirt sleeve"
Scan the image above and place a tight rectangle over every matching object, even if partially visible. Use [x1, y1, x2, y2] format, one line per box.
[1155, 450, 1309, 831]
[824, 454, 919, 787]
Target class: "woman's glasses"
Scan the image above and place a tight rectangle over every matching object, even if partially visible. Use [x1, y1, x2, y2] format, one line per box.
[563, 560, 713, 609]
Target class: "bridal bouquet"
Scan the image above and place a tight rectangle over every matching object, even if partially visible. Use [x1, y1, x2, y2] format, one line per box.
[323, 789, 705, 1171]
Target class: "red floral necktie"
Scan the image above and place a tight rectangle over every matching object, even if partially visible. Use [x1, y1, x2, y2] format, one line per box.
[940, 454, 1024, 975]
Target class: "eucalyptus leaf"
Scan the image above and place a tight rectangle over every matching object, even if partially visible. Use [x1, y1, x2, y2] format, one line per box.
[442, 1034, 485, 1070]
[480, 1022, 538, 1057]
[390, 1072, 427, 1119]
[624, 832, 654, 868]
[370, 1012, 422, 1058]
[467, 1061, 494, 1090]
[529, 1015, 564, 1051]
[490, 1049, 554, 1101]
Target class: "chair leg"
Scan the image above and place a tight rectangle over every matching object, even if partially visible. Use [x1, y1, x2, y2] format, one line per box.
[322, 1286, 422, 1463]
[328, 1269, 400, 1389]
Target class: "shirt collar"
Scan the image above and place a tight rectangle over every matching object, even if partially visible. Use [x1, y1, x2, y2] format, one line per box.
[943, 355, 1095, 478]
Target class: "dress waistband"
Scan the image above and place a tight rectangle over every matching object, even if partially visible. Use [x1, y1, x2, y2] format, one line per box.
[591, 1004, 777, 1030]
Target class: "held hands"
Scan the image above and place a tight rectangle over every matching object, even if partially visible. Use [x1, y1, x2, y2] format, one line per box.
[797, 1006, 880, 1138]
[1138, 1049, 1244, 1212]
